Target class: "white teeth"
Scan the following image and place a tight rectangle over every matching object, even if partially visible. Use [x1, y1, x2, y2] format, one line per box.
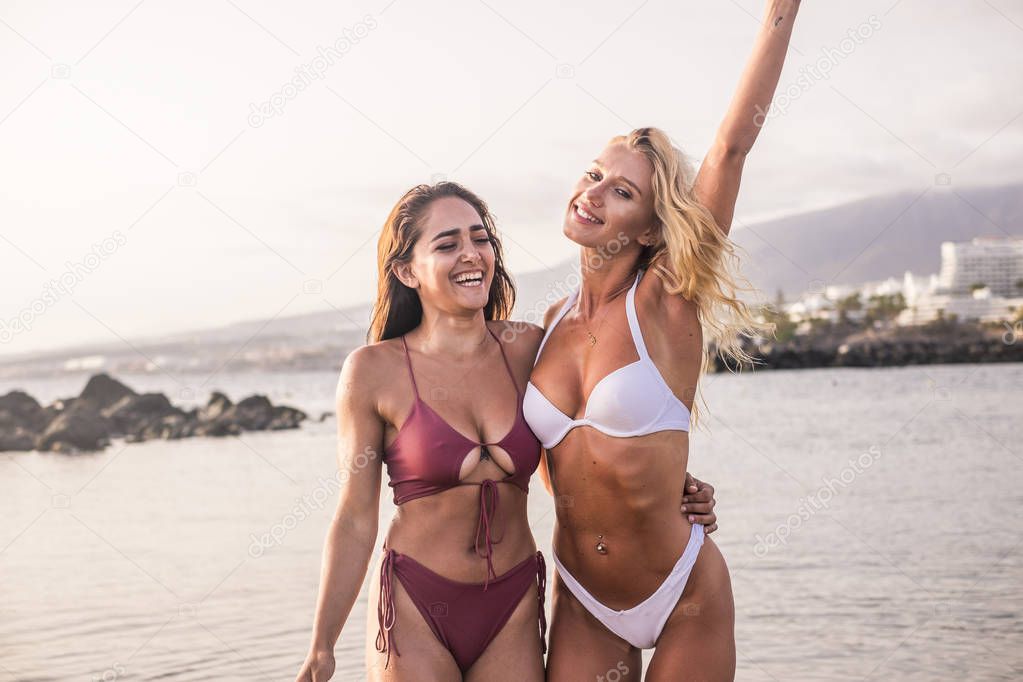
[575, 204, 602, 224]
[454, 271, 484, 286]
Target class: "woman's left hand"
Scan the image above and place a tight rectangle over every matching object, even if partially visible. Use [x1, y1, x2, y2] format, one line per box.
[682, 472, 718, 534]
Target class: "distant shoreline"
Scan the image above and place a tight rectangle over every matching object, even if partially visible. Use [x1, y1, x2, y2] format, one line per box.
[718, 319, 1023, 372]
[2, 320, 1021, 385]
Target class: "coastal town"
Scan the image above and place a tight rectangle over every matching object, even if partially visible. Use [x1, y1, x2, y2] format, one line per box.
[780, 237, 1023, 329]
[742, 238, 1023, 371]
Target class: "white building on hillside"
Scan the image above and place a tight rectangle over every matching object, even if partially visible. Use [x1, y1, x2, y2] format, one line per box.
[937, 238, 1023, 297]
[783, 238, 1023, 327]
[900, 238, 1023, 325]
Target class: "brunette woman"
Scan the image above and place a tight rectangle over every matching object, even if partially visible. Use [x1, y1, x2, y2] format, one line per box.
[294, 183, 718, 681]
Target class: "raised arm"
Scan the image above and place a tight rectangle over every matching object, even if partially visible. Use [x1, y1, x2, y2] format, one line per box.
[296, 346, 385, 682]
[694, 0, 802, 236]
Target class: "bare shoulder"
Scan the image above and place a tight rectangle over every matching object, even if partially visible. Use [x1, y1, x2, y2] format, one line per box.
[487, 319, 544, 376]
[336, 339, 403, 403]
[488, 318, 544, 344]
[636, 266, 702, 358]
[542, 295, 570, 329]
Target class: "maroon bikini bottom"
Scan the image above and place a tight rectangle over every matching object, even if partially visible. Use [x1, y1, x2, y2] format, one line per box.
[376, 548, 547, 673]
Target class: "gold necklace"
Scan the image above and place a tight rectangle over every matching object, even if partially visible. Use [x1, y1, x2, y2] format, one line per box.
[581, 281, 629, 347]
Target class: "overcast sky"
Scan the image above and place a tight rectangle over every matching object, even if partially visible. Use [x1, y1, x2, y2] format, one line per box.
[1, 0, 1021, 358]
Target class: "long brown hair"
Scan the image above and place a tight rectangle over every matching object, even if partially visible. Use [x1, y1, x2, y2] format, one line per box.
[368, 182, 516, 343]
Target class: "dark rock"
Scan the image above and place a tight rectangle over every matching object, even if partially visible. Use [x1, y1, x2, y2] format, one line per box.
[0, 390, 42, 415]
[199, 391, 233, 422]
[0, 425, 38, 451]
[194, 420, 242, 437]
[136, 412, 196, 441]
[102, 393, 185, 438]
[36, 403, 111, 453]
[3, 373, 313, 452]
[0, 390, 48, 432]
[222, 395, 275, 431]
[268, 405, 307, 430]
[740, 319, 1023, 370]
[48, 441, 81, 454]
[78, 373, 137, 412]
[45, 396, 76, 412]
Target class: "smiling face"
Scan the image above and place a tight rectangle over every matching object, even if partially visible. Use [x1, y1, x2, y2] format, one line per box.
[563, 140, 658, 250]
[395, 195, 496, 313]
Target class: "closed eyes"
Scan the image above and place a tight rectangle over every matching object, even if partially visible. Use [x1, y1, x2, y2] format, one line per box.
[437, 237, 491, 251]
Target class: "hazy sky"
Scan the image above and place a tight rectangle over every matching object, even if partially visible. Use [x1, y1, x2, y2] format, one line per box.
[1, 0, 1021, 358]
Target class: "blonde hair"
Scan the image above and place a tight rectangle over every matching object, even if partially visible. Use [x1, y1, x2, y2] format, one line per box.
[613, 127, 774, 427]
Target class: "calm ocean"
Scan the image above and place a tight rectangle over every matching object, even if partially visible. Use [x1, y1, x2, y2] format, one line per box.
[2, 363, 1020, 680]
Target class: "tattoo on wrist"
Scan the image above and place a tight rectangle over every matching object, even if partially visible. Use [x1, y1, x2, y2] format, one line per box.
[773, 15, 784, 28]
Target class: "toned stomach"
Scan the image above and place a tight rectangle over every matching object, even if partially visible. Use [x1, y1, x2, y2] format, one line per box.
[548, 427, 692, 610]
[383, 484, 537, 583]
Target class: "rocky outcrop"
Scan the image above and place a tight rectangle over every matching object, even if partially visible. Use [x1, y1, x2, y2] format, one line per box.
[36, 403, 112, 453]
[0, 390, 48, 432]
[269, 405, 307, 430]
[78, 373, 137, 412]
[199, 391, 233, 422]
[0, 425, 37, 451]
[716, 321, 1023, 371]
[0, 373, 308, 453]
[103, 392, 184, 437]
[222, 395, 275, 430]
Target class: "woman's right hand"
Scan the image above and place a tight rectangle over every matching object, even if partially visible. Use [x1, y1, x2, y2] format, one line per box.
[295, 647, 336, 682]
[295, 347, 386, 682]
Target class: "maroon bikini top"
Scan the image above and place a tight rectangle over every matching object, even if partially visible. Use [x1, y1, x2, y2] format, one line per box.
[382, 327, 541, 586]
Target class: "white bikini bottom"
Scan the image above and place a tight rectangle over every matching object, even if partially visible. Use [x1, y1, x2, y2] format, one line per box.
[551, 523, 705, 649]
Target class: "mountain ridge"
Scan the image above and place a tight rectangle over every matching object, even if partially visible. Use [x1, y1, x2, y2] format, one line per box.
[2, 181, 1018, 380]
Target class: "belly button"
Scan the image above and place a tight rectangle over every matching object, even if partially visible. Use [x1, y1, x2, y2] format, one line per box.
[595, 534, 608, 555]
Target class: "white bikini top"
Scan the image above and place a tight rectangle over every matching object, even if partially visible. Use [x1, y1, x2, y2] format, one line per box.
[523, 268, 691, 449]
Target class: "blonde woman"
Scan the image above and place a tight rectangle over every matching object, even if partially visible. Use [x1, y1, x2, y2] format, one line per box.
[523, 2, 801, 679]
[294, 183, 719, 681]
